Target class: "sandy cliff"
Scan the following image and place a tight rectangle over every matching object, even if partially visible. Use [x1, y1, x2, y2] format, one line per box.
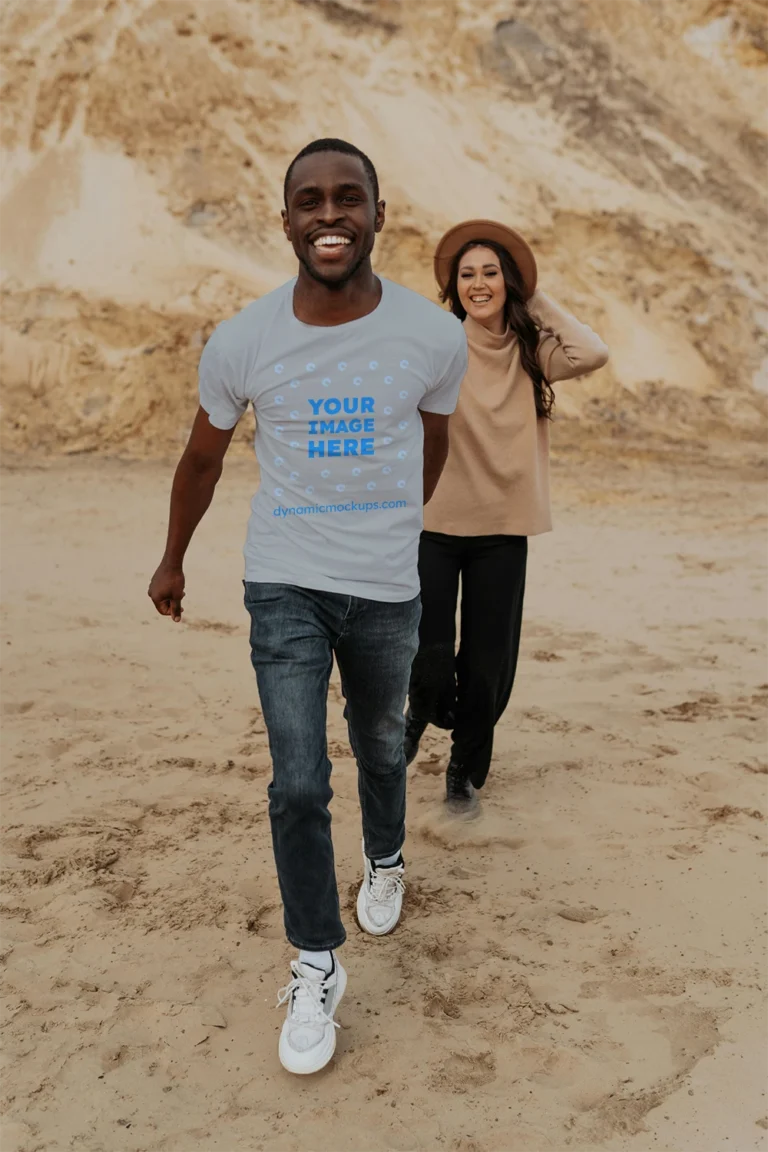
[1, 0, 766, 455]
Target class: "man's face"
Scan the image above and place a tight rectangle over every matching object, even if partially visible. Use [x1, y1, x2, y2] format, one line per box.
[282, 151, 385, 288]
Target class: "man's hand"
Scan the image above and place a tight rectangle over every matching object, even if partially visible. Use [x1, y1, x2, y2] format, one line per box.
[148, 561, 186, 622]
[420, 410, 451, 505]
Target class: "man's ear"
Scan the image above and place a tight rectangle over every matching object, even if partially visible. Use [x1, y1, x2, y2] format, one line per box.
[281, 208, 291, 242]
[374, 199, 386, 234]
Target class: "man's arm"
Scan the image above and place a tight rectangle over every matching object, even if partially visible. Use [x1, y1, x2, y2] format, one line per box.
[148, 406, 236, 621]
[420, 410, 450, 506]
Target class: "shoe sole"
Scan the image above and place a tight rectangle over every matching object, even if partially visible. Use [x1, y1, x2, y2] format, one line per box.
[446, 796, 480, 819]
[278, 965, 348, 1075]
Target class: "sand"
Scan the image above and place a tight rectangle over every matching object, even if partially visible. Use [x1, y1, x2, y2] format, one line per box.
[1, 448, 766, 1152]
[1, 1, 767, 1147]
[1, 0, 766, 457]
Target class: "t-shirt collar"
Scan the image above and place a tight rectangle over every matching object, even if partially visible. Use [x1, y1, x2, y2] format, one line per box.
[290, 276, 389, 331]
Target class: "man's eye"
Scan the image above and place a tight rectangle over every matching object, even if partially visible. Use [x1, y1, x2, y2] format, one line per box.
[299, 199, 318, 209]
[342, 196, 361, 205]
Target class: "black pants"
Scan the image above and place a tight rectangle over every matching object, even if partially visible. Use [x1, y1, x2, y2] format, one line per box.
[408, 531, 527, 789]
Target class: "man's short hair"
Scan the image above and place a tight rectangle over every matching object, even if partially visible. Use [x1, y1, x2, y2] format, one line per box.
[283, 138, 380, 206]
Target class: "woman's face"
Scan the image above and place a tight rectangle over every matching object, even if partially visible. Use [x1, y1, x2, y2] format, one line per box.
[456, 245, 506, 328]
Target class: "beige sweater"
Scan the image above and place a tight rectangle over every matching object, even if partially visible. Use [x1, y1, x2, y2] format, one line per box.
[423, 292, 609, 537]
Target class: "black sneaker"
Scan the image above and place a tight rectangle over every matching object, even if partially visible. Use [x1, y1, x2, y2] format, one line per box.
[403, 710, 427, 766]
[446, 760, 478, 814]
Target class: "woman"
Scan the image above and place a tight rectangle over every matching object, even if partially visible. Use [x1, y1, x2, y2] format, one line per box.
[406, 219, 609, 811]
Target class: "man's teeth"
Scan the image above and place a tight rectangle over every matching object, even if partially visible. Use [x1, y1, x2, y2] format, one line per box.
[313, 236, 352, 247]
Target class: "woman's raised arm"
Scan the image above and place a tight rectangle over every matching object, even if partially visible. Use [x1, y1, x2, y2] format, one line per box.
[531, 290, 609, 383]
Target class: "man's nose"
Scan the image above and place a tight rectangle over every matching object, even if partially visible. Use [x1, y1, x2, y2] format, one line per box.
[317, 196, 344, 223]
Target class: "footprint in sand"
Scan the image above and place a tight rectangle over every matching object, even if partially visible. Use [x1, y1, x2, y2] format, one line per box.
[557, 906, 606, 923]
[429, 1049, 496, 1092]
[423, 986, 462, 1019]
[2, 699, 35, 716]
[741, 758, 768, 775]
[415, 757, 444, 776]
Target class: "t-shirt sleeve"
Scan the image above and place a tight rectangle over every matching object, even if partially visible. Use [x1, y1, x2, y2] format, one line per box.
[198, 335, 248, 430]
[419, 324, 468, 415]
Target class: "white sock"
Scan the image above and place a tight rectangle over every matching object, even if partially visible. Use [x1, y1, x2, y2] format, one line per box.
[374, 850, 401, 868]
[298, 949, 333, 974]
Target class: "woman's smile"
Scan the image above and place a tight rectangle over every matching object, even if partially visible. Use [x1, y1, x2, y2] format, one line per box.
[456, 245, 508, 332]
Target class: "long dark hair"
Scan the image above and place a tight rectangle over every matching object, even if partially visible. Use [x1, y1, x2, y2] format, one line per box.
[442, 239, 555, 419]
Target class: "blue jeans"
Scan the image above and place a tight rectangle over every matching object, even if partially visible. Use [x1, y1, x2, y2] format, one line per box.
[244, 582, 421, 951]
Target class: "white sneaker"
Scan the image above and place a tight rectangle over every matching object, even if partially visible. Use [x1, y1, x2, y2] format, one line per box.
[356, 843, 405, 935]
[277, 956, 347, 1075]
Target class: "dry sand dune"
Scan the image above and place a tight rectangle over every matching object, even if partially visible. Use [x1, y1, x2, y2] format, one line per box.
[1, 452, 766, 1151]
[1, 0, 766, 455]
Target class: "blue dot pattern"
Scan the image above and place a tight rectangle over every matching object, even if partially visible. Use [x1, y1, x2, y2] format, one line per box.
[197, 278, 468, 599]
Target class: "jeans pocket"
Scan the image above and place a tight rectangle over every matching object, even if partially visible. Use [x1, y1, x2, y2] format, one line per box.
[243, 580, 289, 609]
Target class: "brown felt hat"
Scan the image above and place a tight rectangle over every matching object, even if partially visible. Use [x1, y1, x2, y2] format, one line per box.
[434, 219, 538, 300]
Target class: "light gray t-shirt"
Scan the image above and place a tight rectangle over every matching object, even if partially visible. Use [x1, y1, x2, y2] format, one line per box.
[199, 277, 467, 601]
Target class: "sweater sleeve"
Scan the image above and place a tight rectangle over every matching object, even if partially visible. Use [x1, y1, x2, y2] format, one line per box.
[530, 290, 609, 383]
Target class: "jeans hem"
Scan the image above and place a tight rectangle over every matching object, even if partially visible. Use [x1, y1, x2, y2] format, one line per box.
[287, 932, 347, 951]
[364, 840, 405, 861]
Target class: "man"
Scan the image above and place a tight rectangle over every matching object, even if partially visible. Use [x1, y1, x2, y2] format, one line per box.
[148, 139, 467, 1075]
